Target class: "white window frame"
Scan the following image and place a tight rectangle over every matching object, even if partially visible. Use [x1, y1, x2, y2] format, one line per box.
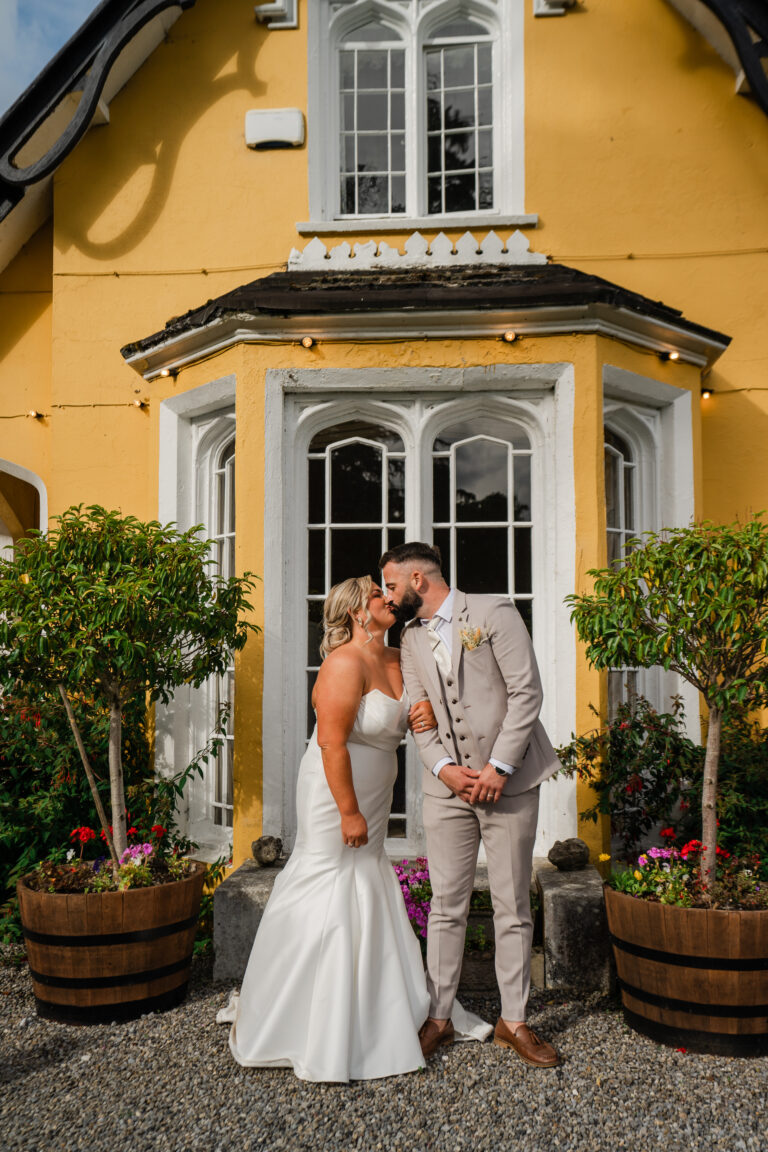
[603, 365, 699, 732]
[306, 0, 527, 229]
[263, 363, 577, 859]
[156, 375, 236, 861]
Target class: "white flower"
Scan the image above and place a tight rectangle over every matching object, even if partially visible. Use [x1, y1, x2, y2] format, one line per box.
[66, 849, 75, 862]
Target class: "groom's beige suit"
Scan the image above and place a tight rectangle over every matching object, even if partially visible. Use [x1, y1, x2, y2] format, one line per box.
[400, 590, 560, 1021]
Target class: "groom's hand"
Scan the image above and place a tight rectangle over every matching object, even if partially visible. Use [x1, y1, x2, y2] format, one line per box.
[438, 763, 480, 802]
[468, 763, 505, 806]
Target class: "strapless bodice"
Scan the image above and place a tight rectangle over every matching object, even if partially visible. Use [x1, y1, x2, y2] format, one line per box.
[348, 687, 408, 751]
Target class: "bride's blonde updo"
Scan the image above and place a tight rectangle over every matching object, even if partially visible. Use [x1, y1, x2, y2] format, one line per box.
[320, 575, 373, 658]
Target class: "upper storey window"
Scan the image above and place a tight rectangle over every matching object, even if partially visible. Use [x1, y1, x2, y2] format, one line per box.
[310, 1, 524, 225]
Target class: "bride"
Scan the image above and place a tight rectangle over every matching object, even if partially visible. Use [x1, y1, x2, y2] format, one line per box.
[218, 576, 489, 1082]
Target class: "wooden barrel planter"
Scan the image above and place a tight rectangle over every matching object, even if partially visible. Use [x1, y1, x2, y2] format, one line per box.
[605, 887, 768, 1057]
[17, 862, 206, 1025]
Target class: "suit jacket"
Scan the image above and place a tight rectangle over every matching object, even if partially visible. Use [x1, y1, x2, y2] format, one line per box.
[400, 591, 561, 799]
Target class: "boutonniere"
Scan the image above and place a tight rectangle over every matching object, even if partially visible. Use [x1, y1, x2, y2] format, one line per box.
[459, 626, 489, 651]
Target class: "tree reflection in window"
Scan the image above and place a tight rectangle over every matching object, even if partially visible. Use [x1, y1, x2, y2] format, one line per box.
[432, 420, 533, 635]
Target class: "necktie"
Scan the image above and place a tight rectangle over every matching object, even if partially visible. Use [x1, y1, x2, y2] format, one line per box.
[426, 618, 451, 677]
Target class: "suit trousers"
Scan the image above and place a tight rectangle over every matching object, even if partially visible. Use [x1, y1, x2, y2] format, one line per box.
[422, 784, 540, 1021]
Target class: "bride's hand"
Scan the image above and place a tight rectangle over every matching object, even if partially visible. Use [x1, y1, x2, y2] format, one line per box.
[408, 700, 437, 734]
[341, 811, 368, 849]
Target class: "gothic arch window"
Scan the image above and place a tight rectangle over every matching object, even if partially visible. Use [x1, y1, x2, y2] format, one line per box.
[310, 0, 523, 222]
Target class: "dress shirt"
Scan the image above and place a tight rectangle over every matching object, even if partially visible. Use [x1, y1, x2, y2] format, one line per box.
[419, 590, 515, 779]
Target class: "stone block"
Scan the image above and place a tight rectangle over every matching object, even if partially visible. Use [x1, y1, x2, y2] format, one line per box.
[213, 859, 284, 984]
[533, 856, 611, 993]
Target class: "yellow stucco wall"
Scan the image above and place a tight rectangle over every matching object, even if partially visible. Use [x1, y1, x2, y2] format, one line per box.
[0, 0, 765, 860]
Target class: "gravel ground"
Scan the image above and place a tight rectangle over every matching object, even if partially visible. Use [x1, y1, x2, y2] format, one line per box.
[2, 946, 767, 1152]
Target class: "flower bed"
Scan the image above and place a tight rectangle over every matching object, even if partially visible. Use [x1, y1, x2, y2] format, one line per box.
[609, 841, 767, 910]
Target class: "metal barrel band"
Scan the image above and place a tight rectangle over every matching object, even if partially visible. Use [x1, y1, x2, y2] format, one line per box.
[34, 982, 190, 1025]
[622, 1008, 768, 1058]
[22, 913, 198, 947]
[610, 933, 768, 971]
[618, 977, 768, 1019]
[28, 955, 191, 990]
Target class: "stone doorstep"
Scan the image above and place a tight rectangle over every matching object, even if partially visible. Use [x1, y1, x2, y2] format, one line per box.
[213, 857, 593, 991]
[532, 857, 612, 994]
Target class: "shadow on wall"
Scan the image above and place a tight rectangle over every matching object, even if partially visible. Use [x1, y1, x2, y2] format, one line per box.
[0, 469, 40, 546]
[55, 3, 269, 263]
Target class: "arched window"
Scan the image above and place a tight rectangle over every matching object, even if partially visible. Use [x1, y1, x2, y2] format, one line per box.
[306, 420, 407, 836]
[432, 417, 533, 634]
[211, 438, 236, 829]
[604, 425, 639, 715]
[316, 0, 518, 222]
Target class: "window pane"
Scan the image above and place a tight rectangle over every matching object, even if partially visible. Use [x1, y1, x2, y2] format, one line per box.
[307, 670, 319, 738]
[391, 91, 405, 130]
[307, 598, 324, 662]
[456, 528, 507, 593]
[391, 50, 405, 88]
[432, 18, 488, 38]
[388, 457, 405, 522]
[340, 51, 354, 89]
[358, 174, 389, 213]
[330, 528, 383, 585]
[444, 172, 475, 212]
[331, 441, 382, 523]
[455, 440, 508, 522]
[308, 530, 325, 594]
[343, 20, 402, 43]
[391, 133, 405, 170]
[516, 599, 533, 638]
[513, 456, 531, 522]
[341, 175, 356, 213]
[514, 527, 532, 594]
[607, 529, 622, 566]
[357, 92, 388, 130]
[444, 131, 475, 171]
[443, 44, 475, 88]
[433, 456, 450, 522]
[445, 90, 476, 127]
[358, 134, 389, 171]
[605, 447, 620, 530]
[342, 134, 355, 171]
[428, 176, 442, 214]
[342, 92, 355, 129]
[428, 135, 442, 174]
[427, 94, 442, 130]
[433, 528, 450, 580]
[478, 87, 492, 126]
[478, 127, 492, 166]
[436, 421, 530, 451]
[310, 422, 404, 452]
[426, 51, 442, 90]
[308, 458, 325, 524]
[624, 465, 635, 533]
[390, 175, 405, 213]
[357, 50, 388, 89]
[388, 527, 405, 550]
[478, 44, 492, 84]
[479, 172, 493, 210]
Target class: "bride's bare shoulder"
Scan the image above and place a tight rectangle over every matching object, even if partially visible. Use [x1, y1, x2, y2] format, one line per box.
[317, 643, 365, 680]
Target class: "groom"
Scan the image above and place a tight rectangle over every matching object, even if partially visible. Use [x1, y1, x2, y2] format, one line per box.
[380, 542, 562, 1068]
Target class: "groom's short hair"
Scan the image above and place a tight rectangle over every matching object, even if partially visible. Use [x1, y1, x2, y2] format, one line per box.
[379, 541, 443, 574]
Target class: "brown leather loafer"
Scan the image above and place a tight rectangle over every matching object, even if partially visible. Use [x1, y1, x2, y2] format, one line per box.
[493, 1020, 561, 1067]
[418, 1018, 455, 1058]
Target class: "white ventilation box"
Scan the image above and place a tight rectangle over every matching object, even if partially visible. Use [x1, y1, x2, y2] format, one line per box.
[245, 109, 305, 149]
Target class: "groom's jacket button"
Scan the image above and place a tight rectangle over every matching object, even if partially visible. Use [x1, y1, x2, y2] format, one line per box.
[451, 698, 458, 704]
[459, 735, 466, 741]
[446, 678, 454, 686]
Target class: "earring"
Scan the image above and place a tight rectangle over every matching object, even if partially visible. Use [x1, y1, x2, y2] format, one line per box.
[356, 617, 363, 625]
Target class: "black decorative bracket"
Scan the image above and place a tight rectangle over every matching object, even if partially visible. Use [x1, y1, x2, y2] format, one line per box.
[0, 0, 198, 224]
[690, 0, 768, 117]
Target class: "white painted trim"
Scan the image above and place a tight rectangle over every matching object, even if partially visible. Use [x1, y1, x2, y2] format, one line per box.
[125, 302, 729, 382]
[157, 375, 237, 862]
[296, 213, 538, 233]
[534, 0, 577, 15]
[0, 458, 48, 531]
[288, 228, 547, 269]
[263, 362, 578, 856]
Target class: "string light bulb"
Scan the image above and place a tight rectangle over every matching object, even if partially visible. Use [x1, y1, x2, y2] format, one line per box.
[27, 409, 41, 419]
[133, 399, 147, 409]
[301, 335, 315, 349]
[669, 351, 680, 361]
[701, 387, 712, 400]
[160, 367, 170, 377]
[502, 330, 517, 343]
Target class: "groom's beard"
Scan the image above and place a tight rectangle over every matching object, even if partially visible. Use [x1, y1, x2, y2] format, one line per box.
[391, 588, 423, 624]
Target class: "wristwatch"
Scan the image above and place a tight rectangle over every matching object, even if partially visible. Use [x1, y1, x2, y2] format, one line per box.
[494, 766, 509, 777]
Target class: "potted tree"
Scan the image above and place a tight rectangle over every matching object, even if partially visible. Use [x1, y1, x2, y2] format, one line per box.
[0, 506, 257, 1023]
[567, 516, 768, 1056]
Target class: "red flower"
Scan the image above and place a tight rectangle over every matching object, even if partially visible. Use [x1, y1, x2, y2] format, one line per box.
[660, 827, 676, 840]
[151, 825, 167, 838]
[69, 827, 96, 844]
[675, 1047, 687, 1054]
[127, 827, 138, 837]
[625, 775, 643, 795]
[100, 826, 114, 842]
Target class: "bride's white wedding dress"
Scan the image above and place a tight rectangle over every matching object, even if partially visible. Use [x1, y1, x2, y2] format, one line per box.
[217, 687, 490, 1082]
